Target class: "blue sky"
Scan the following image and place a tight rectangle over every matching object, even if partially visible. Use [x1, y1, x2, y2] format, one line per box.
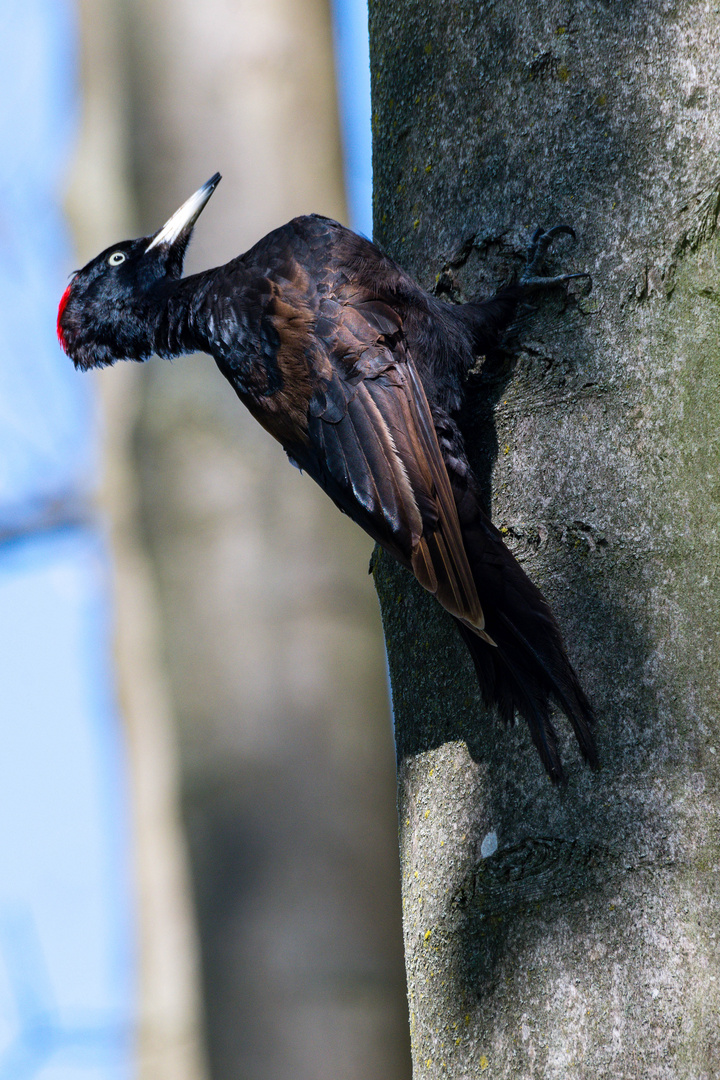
[0, 2, 371, 1075]
[0, 3, 134, 1077]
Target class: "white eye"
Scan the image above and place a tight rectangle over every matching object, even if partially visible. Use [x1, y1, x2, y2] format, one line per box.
[108, 251, 126, 266]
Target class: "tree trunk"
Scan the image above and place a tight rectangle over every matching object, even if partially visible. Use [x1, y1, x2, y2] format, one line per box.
[369, 1, 720, 1076]
[122, 2, 410, 1078]
[68, 4, 208, 1077]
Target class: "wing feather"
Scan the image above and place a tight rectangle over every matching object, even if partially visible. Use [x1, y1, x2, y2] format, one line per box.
[300, 310, 489, 637]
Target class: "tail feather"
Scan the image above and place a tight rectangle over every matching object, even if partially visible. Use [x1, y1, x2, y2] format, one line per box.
[456, 619, 567, 783]
[494, 609, 598, 768]
[456, 606, 596, 784]
[432, 408, 597, 782]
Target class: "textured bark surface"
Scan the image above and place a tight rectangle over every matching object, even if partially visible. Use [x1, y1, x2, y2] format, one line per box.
[369, 1, 720, 1076]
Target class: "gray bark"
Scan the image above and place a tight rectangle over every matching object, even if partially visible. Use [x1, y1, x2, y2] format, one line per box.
[369, 1, 720, 1077]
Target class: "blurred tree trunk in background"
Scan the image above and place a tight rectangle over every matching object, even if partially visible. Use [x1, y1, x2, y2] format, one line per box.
[68, 4, 208, 1079]
[369, 1, 720, 1077]
[118, 2, 410, 1080]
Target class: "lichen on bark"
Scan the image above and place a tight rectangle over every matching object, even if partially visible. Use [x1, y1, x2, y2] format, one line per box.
[369, 0, 720, 1075]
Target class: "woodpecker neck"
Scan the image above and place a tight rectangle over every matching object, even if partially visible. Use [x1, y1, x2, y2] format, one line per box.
[151, 266, 268, 402]
[150, 272, 216, 360]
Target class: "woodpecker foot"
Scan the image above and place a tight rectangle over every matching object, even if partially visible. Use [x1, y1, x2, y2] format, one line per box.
[519, 225, 591, 292]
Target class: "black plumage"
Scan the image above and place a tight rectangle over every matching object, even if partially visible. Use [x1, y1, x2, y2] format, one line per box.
[58, 173, 596, 782]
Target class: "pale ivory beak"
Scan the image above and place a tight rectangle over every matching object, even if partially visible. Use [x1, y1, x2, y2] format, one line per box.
[145, 172, 222, 252]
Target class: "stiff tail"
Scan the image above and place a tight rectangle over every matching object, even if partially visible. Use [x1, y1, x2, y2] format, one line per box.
[440, 445, 596, 781]
[456, 609, 597, 784]
[432, 249, 595, 780]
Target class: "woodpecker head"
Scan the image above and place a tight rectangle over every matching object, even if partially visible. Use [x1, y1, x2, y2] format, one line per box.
[58, 173, 221, 370]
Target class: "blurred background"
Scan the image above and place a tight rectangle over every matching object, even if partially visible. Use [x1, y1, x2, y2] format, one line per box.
[0, 1, 410, 1078]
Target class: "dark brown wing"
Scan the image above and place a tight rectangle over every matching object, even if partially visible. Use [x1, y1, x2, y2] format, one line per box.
[211, 220, 490, 634]
[285, 294, 493, 641]
[209, 215, 596, 781]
